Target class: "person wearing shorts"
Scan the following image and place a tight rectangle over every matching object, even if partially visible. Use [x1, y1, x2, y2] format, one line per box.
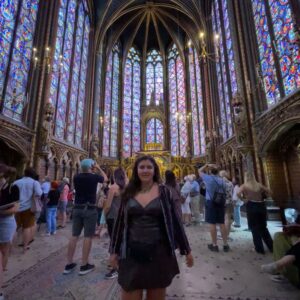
[14, 168, 42, 252]
[63, 159, 107, 276]
[57, 178, 69, 229]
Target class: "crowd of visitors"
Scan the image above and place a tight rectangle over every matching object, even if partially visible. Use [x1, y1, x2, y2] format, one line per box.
[0, 156, 299, 300]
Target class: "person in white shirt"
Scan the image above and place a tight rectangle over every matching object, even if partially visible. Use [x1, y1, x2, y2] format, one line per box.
[41, 177, 51, 199]
[14, 168, 42, 252]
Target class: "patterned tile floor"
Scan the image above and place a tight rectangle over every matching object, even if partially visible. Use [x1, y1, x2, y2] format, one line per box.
[3, 218, 300, 300]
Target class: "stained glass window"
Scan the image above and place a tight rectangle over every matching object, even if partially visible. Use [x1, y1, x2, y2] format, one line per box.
[252, 0, 300, 105]
[122, 47, 141, 158]
[50, 0, 90, 145]
[146, 50, 163, 105]
[94, 50, 102, 135]
[103, 44, 120, 157]
[189, 47, 205, 156]
[1, 0, 40, 121]
[212, 0, 237, 141]
[168, 44, 188, 157]
[146, 118, 164, 145]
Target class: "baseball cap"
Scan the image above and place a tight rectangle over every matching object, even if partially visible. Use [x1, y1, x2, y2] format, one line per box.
[80, 158, 95, 171]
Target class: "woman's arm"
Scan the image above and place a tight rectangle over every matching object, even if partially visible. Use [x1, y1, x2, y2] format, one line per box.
[109, 200, 125, 255]
[0, 203, 19, 215]
[261, 184, 272, 197]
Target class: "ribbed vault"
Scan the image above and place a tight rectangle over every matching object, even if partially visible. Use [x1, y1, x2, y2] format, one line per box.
[94, 0, 209, 56]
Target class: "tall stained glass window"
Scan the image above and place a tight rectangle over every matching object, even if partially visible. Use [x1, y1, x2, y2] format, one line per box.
[49, 0, 90, 145]
[146, 118, 164, 145]
[0, 0, 40, 121]
[168, 44, 188, 157]
[103, 44, 120, 157]
[251, 0, 300, 106]
[146, 50, 163, 105]
[189, 47, 205, 156]
[122, 47, 141, 158]
[212, 0, 237, 141]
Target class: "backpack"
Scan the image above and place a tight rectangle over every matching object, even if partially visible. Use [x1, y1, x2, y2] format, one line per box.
[209, 177, 226, 207]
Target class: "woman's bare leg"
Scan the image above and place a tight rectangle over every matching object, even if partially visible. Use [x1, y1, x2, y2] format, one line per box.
[146, 288, 166, 300]
[121, 289, 143, 300]
[0, 243, 10, 270]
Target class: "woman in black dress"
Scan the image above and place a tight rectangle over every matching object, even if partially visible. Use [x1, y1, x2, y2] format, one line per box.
[109, 155, 193, 300]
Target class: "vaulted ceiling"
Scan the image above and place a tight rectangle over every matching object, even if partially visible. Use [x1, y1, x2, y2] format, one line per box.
[94, 0, 212, 57]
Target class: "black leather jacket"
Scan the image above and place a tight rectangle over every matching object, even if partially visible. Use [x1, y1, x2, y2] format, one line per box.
[109, 184, 191, 258]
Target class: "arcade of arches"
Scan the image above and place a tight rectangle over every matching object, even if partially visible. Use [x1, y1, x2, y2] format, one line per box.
[0, 0, 300, 211]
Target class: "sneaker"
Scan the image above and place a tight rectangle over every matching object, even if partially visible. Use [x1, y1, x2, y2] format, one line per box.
[63, 263, 77, 274]
[261, 262, 277, 274]
[51, 231, 56, 235]
[105, 269, 118, 279]
[79, 263, 95, 275]
[223, 245, 230, 252]
[208, 244, 219, 252]
[270, 274, 288, 283]
[233, 224, 241, 228]
[0, 292, 4, 300]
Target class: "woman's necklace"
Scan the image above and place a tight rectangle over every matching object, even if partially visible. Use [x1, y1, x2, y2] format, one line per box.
[140, 182, 154, 194]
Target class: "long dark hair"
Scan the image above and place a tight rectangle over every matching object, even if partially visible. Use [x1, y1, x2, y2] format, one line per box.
[122, 155, 161, 202]
[113, 167, 126, 190]
[165, 170, 176, 188]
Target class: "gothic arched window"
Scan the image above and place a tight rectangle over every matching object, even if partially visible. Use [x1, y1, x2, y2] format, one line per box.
[212, 0, 238, 141]
[189, 46, 205, 156]
[49, 0, 90, 146]
[102, 44, 120, 158]
[122, 47, 141, 158]
[146, 118, 164, 145]
[0, 0, 40, 121]
[146, 49, 163, 106]
[168, 43, 188, 157]
[251, 0, 300, 106]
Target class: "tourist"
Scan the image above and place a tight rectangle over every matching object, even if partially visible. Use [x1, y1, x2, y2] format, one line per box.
[0, 163, 19, 300]
[237, 171, 273, 254]
[261, 213, 300, 285]
[45, 181, 60, 236]
[104, 168, 127, 279]
[219, 170, 234, 239]
[14, 167, 42, 252]
[63, 159, 107, 275]
[261, 238, 300, 287]
[198, 164, 229, 252]
[180, 176, 192, 226]
[109, 155, 193, 300]
[165, 170, 182, 220]
[41, 177, 51, 202]
[188, 175, 201, 224]
[57, 177, 70, 229]
[232, 178, 243, 228]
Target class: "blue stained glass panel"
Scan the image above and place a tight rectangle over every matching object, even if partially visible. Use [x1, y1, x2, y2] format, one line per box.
[3, 0, 40, 121]
[268, 0, 300, 95]
[0, 0, 18, 96]
[146, 50, 163, 106]
[168, 44, 187, 157]
[75, 15, 89, 146]
[67, 3, 84, 143]
[251, 0, 280, 105]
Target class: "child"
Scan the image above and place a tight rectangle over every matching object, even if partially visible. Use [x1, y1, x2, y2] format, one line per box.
[46, 181, 60, 235]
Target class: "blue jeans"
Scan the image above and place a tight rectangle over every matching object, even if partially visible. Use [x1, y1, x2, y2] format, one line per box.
[46, 207, 57, 234]
[233, 205, 241, 226]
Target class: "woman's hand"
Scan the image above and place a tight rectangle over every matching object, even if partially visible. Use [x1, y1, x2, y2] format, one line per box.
[109, 254, 119, 270]
[185, 252, 194, 267]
